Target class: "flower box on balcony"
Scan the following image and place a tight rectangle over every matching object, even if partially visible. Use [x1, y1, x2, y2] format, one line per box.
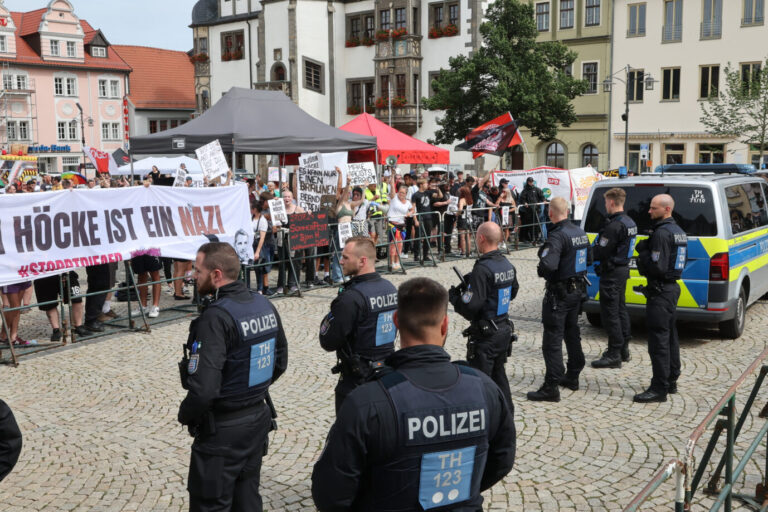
[189, 52, 209, 63]
[346, 105, 362, 115]
[375, 96, 389, 109]
[391, 96, 407, 107]
[375, 30, 390, 41]
[428, 27, 443, 39]
[362, 37, 374, 46]
[345, 37, 360, 48]
[222, 52, 232, 61]
[442, 24, 459, 36]
[391, 27, 408, 39]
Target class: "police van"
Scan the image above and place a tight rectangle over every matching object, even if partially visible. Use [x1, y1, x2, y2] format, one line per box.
[580, 164, 768, 339]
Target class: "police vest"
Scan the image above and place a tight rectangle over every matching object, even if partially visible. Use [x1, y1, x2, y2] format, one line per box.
[360, 365, 490, 511]
[346, 277, 398, 360]
[599, 214, 637, 267]
[476, 255, 516, 319]
[550, 221, 590, 282]
[655, 221, 688, 281]
[212, 292, 279, 402]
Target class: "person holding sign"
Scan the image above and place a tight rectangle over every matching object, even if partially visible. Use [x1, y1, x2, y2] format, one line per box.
[312, 277, 516, 511]
[386, 175, 415, 270]
[178, 242, 288, 512]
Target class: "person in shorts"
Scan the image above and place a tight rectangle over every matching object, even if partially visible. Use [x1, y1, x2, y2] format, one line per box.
[1, 281, 32, 345]
[130, 254, 162, 318]
[33, 271, 87, 340]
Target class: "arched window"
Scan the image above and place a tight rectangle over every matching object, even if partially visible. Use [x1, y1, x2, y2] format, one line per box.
[582, 144, 599, 167]
[545, 142, 565, 168]
[271, 63, 286, 81]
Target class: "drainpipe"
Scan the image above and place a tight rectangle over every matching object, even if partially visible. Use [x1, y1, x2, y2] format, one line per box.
[246, 19, 254, 88]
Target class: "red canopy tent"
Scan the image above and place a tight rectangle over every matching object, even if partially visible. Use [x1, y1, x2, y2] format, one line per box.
[339, 113, 450, 164]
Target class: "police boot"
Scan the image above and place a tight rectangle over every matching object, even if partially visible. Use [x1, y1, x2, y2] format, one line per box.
[591, 351, 622, 369]
[527, 383, 560, 402]
[621, 342, 631, 363]
[559, 372, 579, 391]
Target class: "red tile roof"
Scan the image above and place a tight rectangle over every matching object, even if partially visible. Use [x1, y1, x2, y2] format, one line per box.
[112, 45, 195, 110]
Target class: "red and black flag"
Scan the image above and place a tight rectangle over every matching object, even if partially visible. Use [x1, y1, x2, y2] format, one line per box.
[455, 112, 523, 159]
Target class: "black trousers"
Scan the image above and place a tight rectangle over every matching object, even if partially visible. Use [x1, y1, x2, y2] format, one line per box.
[599, 266, 631, 356]
[468, 325, 512, 410]
[416, 215, 434, 261]
[520, 207, 536, 242]
[541, 290, 585, 385]
[646, 283, 681, 393]
[443, 214, 455, 253]
[84, 264, 110, 324]
[403, 216, 415, 254]
[188, 403, 272, 512]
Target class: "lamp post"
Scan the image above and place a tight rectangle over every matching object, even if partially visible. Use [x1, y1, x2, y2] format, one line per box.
[75, 102, 85, 170]
[603, 65, 657, 173]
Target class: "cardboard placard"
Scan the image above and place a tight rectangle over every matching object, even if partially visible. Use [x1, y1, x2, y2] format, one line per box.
[501, 206, 510, 226]
[288, 212, 329, 251]
[346, 162, 377, 186]
[194, 140, 228, 180]
[297, 153, 338, 212]
[280, 167, 288, 183]
[268, 167, 280, 182]
[338, 222, 353, 248]
[448, 195, 459, 213]
[172, 168, 187, 187]
[268, 198, 288, 226]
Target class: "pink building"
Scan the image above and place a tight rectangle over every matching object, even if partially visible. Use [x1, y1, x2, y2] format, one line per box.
[0, 0, 131, 174]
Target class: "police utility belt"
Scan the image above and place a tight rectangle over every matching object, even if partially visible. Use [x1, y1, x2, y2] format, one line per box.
[331, 353, 386, 379]
[634, 278, 677, 298]
[546, 276, 586, 299]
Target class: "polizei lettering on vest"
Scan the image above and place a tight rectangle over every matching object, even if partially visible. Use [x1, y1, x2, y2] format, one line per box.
[407, 409, 486, 441]
[571, 235, 589, 246]
[369, 293, 397, 310]
[494, 269, 515, 283]
[240, 313, 277, 337]
[673, 233, 687, 243]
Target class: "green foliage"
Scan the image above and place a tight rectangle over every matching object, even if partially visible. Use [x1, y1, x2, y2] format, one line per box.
[422, 0, 587, 145]
[699, 59, 768, 164]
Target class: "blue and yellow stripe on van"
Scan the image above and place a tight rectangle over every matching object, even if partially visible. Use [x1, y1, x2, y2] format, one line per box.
[724, 227, 768, 282]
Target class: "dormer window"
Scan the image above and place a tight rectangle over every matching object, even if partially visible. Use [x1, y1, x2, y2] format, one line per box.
[0, 36, 6, 53]
[50, 40, 60, 56]
[91, 46, 106, 58]
[67, 41, 76, 58]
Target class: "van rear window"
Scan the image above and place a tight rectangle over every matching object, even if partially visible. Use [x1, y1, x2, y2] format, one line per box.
[583, 185, 717, 236]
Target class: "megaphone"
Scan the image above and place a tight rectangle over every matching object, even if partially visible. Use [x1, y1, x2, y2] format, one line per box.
[385, 155, 398, 167]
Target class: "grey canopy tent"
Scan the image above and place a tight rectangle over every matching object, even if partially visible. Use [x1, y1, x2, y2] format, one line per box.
[129, 87, 377, 154]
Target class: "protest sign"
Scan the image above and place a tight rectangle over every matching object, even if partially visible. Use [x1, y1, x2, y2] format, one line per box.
[172, 168, 187, 187]
[0, 183, 252, 286]
[268, 167, 280, 182]
[448, 195, 459, 213]
[194, 140, 229, 180]
[288, 212, 329, 251]
[280, 167, 288, 183]
[338, 222, 353, 248]
[268, 198, 288, 226]
[346, 162, 376, 186]
[297, 153, 338, 212]
[501, 206, 510, 226]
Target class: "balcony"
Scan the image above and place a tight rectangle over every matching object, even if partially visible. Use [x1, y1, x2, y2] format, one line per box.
[252, 80, 291, 98]
[662, 24, 682, 42]
[700, 20, 722, 39]
[375, 103, 422, 135]
[742, 15, 765, 26]
[374, 33, 423, 60]
[194, 61, 210, 76]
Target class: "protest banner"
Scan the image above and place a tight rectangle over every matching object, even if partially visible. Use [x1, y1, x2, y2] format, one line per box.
[288, 212, 329, 251]
[501, 206, 510, 226]
[297, 153, 338, 212]
[569, 166, 603, 219]
[0, 183, 252, 287]
[194, 140, 229, 180]
[268, 167, 280, 182]
[268, 198, 288, 226]
[346, 162, 376, 186]
[338, 222, 353, 248]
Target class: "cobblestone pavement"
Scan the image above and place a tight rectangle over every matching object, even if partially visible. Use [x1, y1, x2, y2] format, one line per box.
[1, 248, 768, 511]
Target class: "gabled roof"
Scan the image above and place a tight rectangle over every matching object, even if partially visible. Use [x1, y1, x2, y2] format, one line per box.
[113, 45, 195, 110]
[18, 8, 46, 37]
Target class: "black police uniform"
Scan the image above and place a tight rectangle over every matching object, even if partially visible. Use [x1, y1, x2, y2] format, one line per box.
[635, 217, 687, 400]
[178, 281, 288, 512]
[311, 345, 516, 511]
[592, 211, 637, 366]
[529, 219, 590, 401]
[449, 250, 518, 409]
[0, 398, 22, 483]
[319, 272, 398, 413]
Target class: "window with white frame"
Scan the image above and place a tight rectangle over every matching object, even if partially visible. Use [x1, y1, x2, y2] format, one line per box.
[98, 79, 107, 97]
[102, 122, 120, 141]
[66, 41, 77, 58]
[57, 121, 78, 141]
[15, 75, 26, 90]
[7, 121, 15, 140]
[9, 121, 30, 141]
[585, 0, 600, 26]
[91, 46, 107, 57]
[66, 77, 76, 96]
[50, 39, 60, 56]
[55, 77, 64, 96]
[536, 2, 550, 31]
[0, 35, 6, 53]
[68, 121, 77, 140]
[582, 62, 598, 94]
[110, 80, 120, 98]
[2, 74, 12, 90]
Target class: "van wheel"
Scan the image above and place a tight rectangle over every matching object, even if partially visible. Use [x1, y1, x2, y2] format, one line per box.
[586, 312, 602, 327]
[719, 287, 746, 339]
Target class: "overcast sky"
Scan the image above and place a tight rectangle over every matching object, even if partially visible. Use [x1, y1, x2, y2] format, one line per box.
[3, 0, 196, 52]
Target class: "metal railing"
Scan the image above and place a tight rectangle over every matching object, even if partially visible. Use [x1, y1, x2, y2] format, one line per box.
[701, 20, 722, 39]
[663, 24, 682, 42]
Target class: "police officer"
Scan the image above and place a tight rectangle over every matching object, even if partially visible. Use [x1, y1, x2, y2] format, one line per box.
[634, 194, 687, 403]
[178, 242, 288, 511]
[312, 278, 515, 511]
[591, 188, 637, 368]
[319, 236, 398, 413]
[449, 221, 518, 409]
[528, 197, 590, 402]
[0, 398, 22, 483]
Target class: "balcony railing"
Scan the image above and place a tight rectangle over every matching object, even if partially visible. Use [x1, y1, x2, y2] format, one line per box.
[252, 80, 291, 98]
[627, 27, 646, 37]
[700, 19, 722, 39]
[662, 24, 682, 42]
[742, 15, 765, 25]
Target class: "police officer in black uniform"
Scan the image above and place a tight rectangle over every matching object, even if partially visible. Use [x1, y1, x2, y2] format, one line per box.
[591, 188, 638, 368]
[312, 277, 516, 511]
[528, 197, 591, 402]
[0, 398, 22, 483]
[449, 222, 518, 409]
[319, 236, 398, 413]
[178, 242, 288, 511]
[634, 194, 687, 403]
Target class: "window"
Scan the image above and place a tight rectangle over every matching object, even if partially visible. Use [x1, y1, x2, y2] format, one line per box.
[349, 18, 361, 39]
[365, 15, 375, 38]
[149, 120, 157, 134]
[582, 62, 598, 94]
[98, 79, 108, 97]
[2, 74, 12, 90]
[582, 144, 599, 167]
[700, 65, 720, 98]
[546, 142, 565, 168]
[66, 41, 77, 58]
[102, 122, 120, 141]
[381, 75, 390, 97]
[68, 121, 77, 140]
[662, 67, 681, 101]
[663, 0, 683, 42]
[395, 8, 406, 29]
[413, 7, 420, 35]
[0, 36, 6, 53]
[727, 183, 768, 234]
[663, 143, 685, 164]
[347, 80, 376, 114]
[585, 0, 600, 26]
[428, 71, 440, 98]
[627, 143, 652, 173]
[303, 58, 324, 93]
[65, 77, 76, 96]
[697, 143, 724, 163]
[16, 75, 27, 90]
[628, 69, 644, 101]
[741, 62, 762, 95]
[628, 3, 646, 36]
[18, 121, 28, 140]
[57, 121, 77, 141]
[432, 5, 443, 28]
[750, 144, 767, 168]
[350, 82, 362, 110]
[197, 37, 208, 53]
[57, 121, 66, 140]
[50, 39, 60, 56]
[221, 30, 244, 60]
[347, 13, 376, 40]
[448, 3, 459, 25]
[380, 9, 391, 31]
[91, 46, 107, 58]
[560, 0, 574, 28]
[7, 121, 15, 141]
[110, 79, 120, 98]
[562, 63, 573, 77]
[55, 77, 64, 96]
[701, 0, 722, 39]
[536, 2, 550, 31]
[430, 2, 458, 31]
[396, 73, 406, 98]
[743, 0, 765, 25]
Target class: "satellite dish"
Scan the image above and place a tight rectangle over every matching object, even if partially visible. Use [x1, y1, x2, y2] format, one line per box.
[386, 155, 398, 167]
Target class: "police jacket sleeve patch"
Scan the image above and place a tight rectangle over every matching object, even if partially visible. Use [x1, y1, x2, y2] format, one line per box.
[462, 286, 473, 303]
[188, 341, 202, 374]
[320, 314, 332, 335]
[651, 251, 660, 262]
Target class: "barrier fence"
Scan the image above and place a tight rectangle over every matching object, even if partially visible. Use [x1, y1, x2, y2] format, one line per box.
[1, 203, 552, 365]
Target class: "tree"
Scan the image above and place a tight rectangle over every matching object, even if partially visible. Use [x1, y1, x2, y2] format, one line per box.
[699, 59, 768, 168]
[423, 0, 587, 145]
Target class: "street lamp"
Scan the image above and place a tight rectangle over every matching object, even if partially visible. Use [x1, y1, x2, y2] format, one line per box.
[603, 65, 657, 172]
[75, 102, 85, 170]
